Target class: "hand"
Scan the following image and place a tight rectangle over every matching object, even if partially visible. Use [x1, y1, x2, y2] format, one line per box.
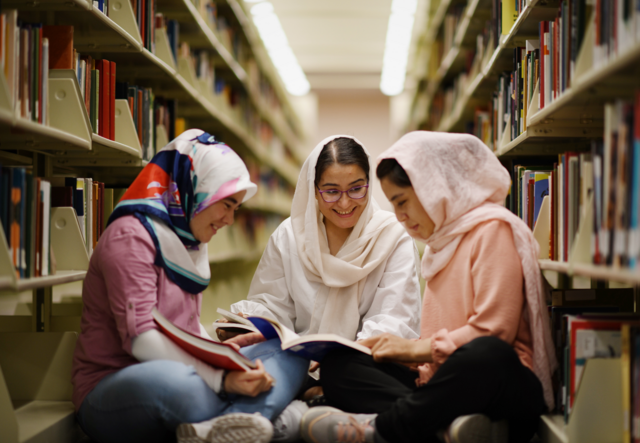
[215, 313, 249, 341]
[224, 359, 274, 397]
[309, 361, 320, 372]
[359, 334, 432, 364]
[225, 331, 266, 348]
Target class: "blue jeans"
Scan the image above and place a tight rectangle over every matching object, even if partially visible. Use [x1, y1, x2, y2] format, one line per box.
[77, 339, 308, 443]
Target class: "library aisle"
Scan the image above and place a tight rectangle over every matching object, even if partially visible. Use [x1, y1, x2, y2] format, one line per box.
[1, 0, 639, 442]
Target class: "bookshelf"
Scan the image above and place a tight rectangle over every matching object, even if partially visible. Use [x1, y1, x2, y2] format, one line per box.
[0, 0, 302, 441]
[406, 0, 640, 441]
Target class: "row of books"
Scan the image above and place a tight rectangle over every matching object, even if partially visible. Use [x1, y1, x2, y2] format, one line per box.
[463, 40, 540, 151]
[538, 0, 590, 110]
[130, 0, 157, 53]
[594, 0, 640, 65]
[546, 288, 634, 424]
[507, 94, 640, 269]
[0, 166, 52, 279]
[509, 150, 593, 263]
[551, 306, 640, 443]
[441, 4, 466, 60]
[592, 96, 640, 269]
[49, 177, 127, 257]
[1, 11, 50, 123]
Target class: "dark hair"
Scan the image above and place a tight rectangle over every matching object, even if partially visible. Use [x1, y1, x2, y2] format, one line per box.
[314, 137, 369, 186]
[376, 158, 412, 187]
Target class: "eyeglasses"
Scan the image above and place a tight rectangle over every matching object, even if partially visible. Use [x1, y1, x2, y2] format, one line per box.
[317, 184, 369, 203]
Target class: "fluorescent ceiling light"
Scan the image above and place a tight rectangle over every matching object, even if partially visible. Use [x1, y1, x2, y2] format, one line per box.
[380, 0, 418, 96]
[250, 1, 310, 96]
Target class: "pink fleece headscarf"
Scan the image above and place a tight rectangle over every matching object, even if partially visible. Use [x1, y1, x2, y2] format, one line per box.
[378, 131, 557, 410]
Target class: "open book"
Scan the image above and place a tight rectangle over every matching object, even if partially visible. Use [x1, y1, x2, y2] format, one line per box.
[247, 315, 372, 361]
[212, 308, 259, 335]
[152, 308, 256, 371]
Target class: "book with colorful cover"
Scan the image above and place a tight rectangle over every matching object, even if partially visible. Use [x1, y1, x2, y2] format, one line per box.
[152, 307, 256, 371]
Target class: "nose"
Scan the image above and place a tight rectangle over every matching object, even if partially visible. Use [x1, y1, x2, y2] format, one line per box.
[336, 192, 352, 207]
[395, 210, 407, 222]
[223, 210, 235, 226]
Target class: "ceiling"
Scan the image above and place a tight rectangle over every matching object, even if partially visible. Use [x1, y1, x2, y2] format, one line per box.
[264, 0, 393, 90]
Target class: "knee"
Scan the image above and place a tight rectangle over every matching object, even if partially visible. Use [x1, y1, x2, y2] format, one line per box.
[321, 349, 369, 382]
[449, 337, 519, 373]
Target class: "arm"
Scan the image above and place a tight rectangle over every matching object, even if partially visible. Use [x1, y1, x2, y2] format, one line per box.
[429, 221, 525, 364]
[357, 233, 422, 340]
[132, 329, 223, 391]
[231, 229, 297, 331]
[99, 220, 272, 396]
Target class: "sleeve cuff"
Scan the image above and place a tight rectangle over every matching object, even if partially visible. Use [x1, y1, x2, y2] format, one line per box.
[430, 328, 457, 365]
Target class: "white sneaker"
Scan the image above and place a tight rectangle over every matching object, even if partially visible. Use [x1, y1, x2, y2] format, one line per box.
[445, 414, 508, 443]
[272, 400, 310, 442]
[177, 412, 273, 443]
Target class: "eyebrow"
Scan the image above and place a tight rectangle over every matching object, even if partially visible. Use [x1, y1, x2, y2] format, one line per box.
[389, 192, 404, 202]
[320, 178, 365, 188]
[225, 197, 239, 205]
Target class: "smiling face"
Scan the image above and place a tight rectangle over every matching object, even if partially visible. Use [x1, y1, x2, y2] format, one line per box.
[315, 163, 368, 232]
[189, 190, 246, 243]
[380, 178, 435, 240]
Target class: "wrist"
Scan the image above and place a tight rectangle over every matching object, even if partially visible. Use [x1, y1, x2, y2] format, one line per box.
[219, 370, 230, 399]
[412, 339, 432, 362]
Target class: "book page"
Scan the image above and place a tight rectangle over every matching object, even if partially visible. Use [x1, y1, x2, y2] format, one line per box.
[286, 333, 371, 355]
[216, 307, 255, 328]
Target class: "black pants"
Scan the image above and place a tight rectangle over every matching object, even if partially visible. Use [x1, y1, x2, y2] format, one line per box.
[321, 337, 546, 443]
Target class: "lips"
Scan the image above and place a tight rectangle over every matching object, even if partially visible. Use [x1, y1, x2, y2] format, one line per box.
[334, 207, 356, 218]
[211, 225, 219, 235]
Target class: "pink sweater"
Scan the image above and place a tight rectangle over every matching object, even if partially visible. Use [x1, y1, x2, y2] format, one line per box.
[418, 220, 534, 384]
[71, 216, 202, 410]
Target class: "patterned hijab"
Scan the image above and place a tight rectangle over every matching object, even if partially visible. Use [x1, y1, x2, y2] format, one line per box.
[109, 129, 257, 294]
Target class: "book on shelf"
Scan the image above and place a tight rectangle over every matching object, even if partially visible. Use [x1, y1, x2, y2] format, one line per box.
[0, 166, 52, 278]
[1, 12, 50, 123]
[42, 25, 73, 70]
[152, 307, 256, 371]
[589, 96, 640, 269]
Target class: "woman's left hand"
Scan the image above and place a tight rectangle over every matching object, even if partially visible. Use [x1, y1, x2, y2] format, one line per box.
[359, 334, 431, 364]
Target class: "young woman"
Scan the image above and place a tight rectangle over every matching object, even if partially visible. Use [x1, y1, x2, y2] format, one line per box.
[71, 129, 308, 443]
[301, 131, 557, 443]
[225, 135, 422, 441]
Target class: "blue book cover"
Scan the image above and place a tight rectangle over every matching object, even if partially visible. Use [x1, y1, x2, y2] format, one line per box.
[533, 175, 550, 226]
[247, 316, 371, 362]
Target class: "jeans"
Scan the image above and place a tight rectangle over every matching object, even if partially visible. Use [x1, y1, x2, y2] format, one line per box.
[77, 338, 308, 443]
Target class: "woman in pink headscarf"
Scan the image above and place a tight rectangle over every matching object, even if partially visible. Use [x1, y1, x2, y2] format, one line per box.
[300, 131, 557, 443]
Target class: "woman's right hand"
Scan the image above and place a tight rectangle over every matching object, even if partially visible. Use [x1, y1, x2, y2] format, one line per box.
[215, 312, 249, 341]
[224, 360, 274, 397]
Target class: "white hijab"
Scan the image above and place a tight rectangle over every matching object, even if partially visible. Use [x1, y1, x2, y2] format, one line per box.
[291, 135, 407, 340]
[378, 131, 557, 410]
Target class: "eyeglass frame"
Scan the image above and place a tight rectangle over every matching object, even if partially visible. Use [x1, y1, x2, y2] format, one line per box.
[316, 184, 369, 203]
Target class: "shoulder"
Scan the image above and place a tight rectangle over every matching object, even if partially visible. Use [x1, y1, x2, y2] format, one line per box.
[97, 216, 155, 255]
[264, 217, 295, 252]
[465, 220, 518, 260]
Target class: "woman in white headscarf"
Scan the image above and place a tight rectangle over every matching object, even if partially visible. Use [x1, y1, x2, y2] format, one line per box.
[226, 135, 422, 441]
[300, 131, 556, 443]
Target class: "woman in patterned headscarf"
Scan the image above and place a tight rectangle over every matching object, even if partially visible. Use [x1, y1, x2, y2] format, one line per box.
[71, 129, 308, 443]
